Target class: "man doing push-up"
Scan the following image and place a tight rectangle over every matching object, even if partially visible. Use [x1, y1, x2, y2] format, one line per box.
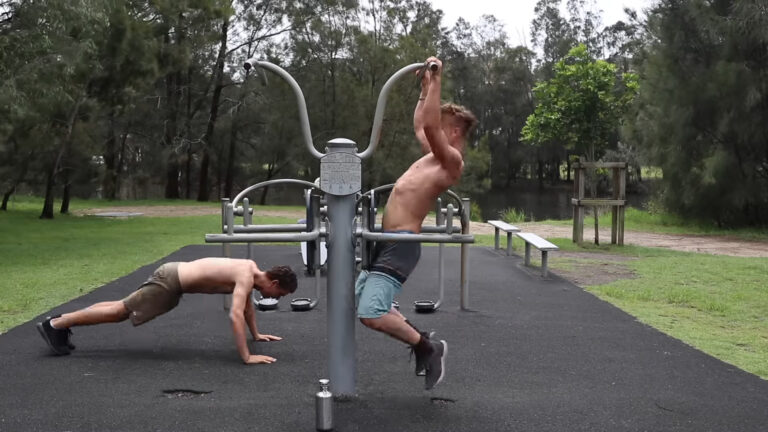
[37, 258, 296, 364]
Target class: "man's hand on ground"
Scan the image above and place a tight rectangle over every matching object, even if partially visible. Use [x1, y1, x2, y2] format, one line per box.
[254, 333, 282, 342]
[246, 354, 276, 364]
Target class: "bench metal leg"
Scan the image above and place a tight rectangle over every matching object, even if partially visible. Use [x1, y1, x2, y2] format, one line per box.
[494, 228, 500, 250]
[524, 243, 531, 266]
[506, 232, 513, 256]
[541, 251, 549, 277]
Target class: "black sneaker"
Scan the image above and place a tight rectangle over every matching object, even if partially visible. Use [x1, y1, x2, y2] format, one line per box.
[36, 317, 71, 356]
[424, 339, 447, 390]
[411, 331, 435, 376]
[48, 315, 75, 350]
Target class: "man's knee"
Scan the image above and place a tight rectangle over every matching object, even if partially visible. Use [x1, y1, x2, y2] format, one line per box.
[359, 316, 383, 330]
[107, 302, 130, 321]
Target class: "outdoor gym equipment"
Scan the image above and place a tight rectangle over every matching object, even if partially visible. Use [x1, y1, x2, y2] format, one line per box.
[358, 186, 471, 313]
[206, 59, 474, 397]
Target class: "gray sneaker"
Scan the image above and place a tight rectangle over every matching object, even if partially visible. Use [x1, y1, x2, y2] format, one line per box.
[411, 331, 436, 376]
[36, 317, 71, 356]
[424, 339, 447, 390]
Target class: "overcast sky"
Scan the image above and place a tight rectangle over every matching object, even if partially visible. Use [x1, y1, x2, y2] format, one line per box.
[429, 0, 658, 47]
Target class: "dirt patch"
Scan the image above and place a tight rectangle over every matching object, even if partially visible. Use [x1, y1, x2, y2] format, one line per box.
[550, 252, 638, 286]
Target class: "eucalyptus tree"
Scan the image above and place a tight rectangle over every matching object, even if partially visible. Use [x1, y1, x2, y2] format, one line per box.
[628, 0, 768, 226]
[444, 16, 534, 189]
[530, 0, 576, 80]
[0, 0, 112, 218]
[88, 1, 159, 200]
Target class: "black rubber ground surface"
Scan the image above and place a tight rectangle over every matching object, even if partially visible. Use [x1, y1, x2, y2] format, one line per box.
[1, 245, 766, 432]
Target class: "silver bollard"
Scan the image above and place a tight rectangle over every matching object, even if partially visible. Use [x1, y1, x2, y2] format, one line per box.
[315, 379, 333, 431]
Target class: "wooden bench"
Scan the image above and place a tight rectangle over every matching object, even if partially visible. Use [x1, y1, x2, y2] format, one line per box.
[487, 220, 520, 256]
[516, 232, 559, 277]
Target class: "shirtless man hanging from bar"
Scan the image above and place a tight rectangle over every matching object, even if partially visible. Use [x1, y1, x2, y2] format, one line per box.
[355, 56, 478, 390]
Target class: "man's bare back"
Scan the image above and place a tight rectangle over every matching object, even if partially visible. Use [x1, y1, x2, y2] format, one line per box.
[178, 257, 258, 294]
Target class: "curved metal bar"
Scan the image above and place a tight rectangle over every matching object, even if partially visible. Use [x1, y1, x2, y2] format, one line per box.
[358, 63, 425, 160]
[244, 59, 324, 159]
[232, 179, 319, 207]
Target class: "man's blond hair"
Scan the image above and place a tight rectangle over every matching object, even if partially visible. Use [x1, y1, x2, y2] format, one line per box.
[441, 103, 478, 137]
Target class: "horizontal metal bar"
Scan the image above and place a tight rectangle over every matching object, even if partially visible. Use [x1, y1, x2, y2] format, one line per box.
[206, 231, 319, 243]
[361, 231, 474, 244]
[573, 162, 628, 169]
[372, 224, 461, 234]
[571, 198, 626, 206]
[225, 224, 307, 233]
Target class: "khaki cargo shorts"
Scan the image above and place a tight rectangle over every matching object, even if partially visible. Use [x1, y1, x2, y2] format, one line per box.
[122, 262, 182, 326]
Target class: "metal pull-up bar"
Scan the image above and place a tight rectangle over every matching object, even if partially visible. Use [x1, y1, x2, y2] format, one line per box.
[243, 60, 324, 159]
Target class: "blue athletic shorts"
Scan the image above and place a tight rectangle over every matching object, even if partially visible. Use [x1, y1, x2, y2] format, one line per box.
[355, 270, 402, 318]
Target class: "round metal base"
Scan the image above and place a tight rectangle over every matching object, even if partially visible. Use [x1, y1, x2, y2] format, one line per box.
[257, 297, 279, 311]
[413, 300, 437, 313]
[290, 298, 313, 311]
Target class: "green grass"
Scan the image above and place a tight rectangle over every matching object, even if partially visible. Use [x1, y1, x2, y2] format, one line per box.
[2, 194, 305, 213]
[582, 247, 768, 379]
[543, 207, 768, 240]
[476, 233, 768, 378]
[0, 199, 295, 332]
[498, 207, 527, 223]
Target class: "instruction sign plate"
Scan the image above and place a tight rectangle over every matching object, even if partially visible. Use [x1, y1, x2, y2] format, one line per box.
[320, 153, 361, 196]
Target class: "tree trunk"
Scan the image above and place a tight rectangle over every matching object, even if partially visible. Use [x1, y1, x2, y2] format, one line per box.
[197, 17, 230, 202]
[162, 22, 183, 199]
[60, 168, 70, 214]
[102, 106, 119, 199]
[1, 148, 34, 210]
[224, 106, 240, 199]
[41, 95, 84, 219]
[183, 67, 193, 199]
[115, 131, 128, 198]
[163, 68, 181, 199]
[1, 189, 13, 210]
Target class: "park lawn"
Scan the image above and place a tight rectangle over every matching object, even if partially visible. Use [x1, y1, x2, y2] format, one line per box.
[540, 207, 768, 241]
[480, 235, 768, 380]
[0, 201, 296, 332]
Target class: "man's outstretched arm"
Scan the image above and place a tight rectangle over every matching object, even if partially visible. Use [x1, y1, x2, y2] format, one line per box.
[230, 282, 276, 364]
[414, 74, 431, 155]
[245, 296, 281, 342]
[421, 58, 462, 174]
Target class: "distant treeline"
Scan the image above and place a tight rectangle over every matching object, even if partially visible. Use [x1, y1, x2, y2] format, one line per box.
[1, 0, 766, 226]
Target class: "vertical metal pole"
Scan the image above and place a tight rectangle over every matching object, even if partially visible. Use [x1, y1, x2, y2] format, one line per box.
[243, 197, 253, 259]
[525, 243, 531, 266]
[222, 199, 233, 311]
[324, 142, 358, 397]
[460, 197, 470, 311]
[436, 201, 448, 309]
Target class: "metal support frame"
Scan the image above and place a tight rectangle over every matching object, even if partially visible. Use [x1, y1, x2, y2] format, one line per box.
[209, 60, 474, 397]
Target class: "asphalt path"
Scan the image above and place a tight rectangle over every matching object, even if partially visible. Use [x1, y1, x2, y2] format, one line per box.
[1, 245, 766, 431]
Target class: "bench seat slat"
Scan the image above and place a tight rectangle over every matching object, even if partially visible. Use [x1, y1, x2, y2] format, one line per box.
[486, 220, 520, 232]
[516, 232, 558, 251]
